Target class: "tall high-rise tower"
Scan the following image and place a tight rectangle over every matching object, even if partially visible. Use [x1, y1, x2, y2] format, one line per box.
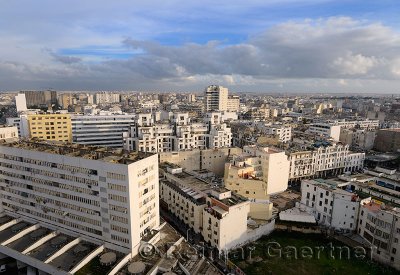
[204, 85, 229, 112]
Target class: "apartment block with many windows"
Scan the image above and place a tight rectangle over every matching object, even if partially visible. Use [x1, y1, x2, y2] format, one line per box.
[0, 140, 159, 254]
[358, 200, 400, 270]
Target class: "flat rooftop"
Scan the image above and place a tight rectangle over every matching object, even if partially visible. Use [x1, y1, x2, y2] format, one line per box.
[0, 139, 154, 164]
[311, 178, 350, 190]
[161, 165, 248, 207]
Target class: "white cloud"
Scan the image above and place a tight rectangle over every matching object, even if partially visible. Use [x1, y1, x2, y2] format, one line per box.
[1, 16, 400, 92]
[332, 52, 381, 75]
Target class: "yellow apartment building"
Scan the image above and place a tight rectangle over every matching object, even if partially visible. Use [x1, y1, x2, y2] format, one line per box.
[27, 114, 72, 142]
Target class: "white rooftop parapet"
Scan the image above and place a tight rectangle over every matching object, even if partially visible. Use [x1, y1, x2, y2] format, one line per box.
[1, 224, 40, 246]
[22, 231, 59, 255]
[69, 244, 104, 274]
[44, 237, 81, 264]
[0, 218, 21, 231]
[107, 252, 132, 275]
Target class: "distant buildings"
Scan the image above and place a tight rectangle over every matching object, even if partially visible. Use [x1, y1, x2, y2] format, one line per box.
[94, 92, 120, 105]
[204, 85, 239, 112]
[205, 85, 229, 112]
[308, 119, 380, 141]
[15, 94, 27, 112]
[22, 90, 57, 108]
[227, 95, 240, 112]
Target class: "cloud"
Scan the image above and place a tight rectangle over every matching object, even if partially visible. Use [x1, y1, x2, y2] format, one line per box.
[331, 52, 381, 76]
[46, 50, 82, 64]
[121, 17, 400, 81]
[1, 16, 400, 92]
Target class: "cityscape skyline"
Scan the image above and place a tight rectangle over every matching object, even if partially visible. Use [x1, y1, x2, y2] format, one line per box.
[1, 1, 400, 93]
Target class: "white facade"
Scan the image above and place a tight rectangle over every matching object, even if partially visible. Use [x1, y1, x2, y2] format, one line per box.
[0, 126, 18, 140]
[124, 112, 232, 153]
[288, 144, 364, 180]
[307, 123, 341, 141]
[6, 115, 29, 138]
[258, 123, 292, 143]
[204, 85, 229, 112]
[300, 179, 359, 231]
[0, 140, 159, 255]
[94, 93, 120, 104]
[227, 96, 240, 112]
[15, 94, 27, 112]
[358, 201, 400, 270]
[72, 114, 136, 148]
[242, 145, 290, 194]
[288, 144, 349, 180]
[345, 152, 365, 172]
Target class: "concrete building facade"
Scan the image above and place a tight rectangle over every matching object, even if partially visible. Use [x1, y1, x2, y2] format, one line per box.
[72, 114, 136, 148]
[0, 140, 159, 255]
[374, 129, 400, 153]
[358, 200, 400, 270]
[27, 114, 72, 142]
[204, 85, 229, 112]
[300, 179, 360, 231]
[0, 126, 18, 140]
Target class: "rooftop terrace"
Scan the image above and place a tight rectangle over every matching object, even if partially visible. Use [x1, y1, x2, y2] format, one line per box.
[0, 139, 153, 164]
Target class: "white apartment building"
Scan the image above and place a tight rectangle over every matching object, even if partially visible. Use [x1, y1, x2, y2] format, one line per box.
[226, 95, 240, 112]
[224, 145, 289, 220]
[124, 112, 232, 152]
[15, 93, 27, 112]
[159, 163, 273, 252]
[94, 92, 120, 104]
[0, 126, 18, 140]
[72, 114, 136, 148]
[334, 119, 380, 129]
[300, 179, 360, 231]
[0, 140, 159, 255]
[288, 144, 365, 180]
[345, 152, 365, 173]
[257, 123, 292, 143]
[308, 119, 380, 142]
[307, 123, 341, 141]
[6, 115, 30, 138]
[204, 85, 229, 112]
[358, 200, 400, 270]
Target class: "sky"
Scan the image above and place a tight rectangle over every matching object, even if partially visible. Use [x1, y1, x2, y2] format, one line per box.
[1, 0, 400, 93]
